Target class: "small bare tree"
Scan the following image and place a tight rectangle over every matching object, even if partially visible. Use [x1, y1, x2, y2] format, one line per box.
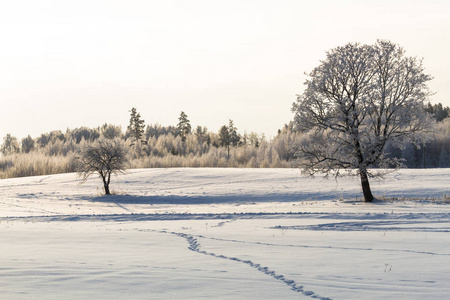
[77, 138, 128, 195]
[292, 40, 433, 202]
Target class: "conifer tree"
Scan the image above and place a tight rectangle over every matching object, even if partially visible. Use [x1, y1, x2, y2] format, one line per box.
[228, 119, 240, 147]
[177, 111, 192, 142]
[127, 107, 145, 145]
[219, 125, 230, 160]
[218, 119, 241, 160]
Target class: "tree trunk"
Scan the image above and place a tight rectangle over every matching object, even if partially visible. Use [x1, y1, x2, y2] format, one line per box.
[104, 184, 110, 195]
[101, 174, 110, 195]
[355, 138, 373, 202]
[105, 172, 111, 195]
[359, 169, 374, 202]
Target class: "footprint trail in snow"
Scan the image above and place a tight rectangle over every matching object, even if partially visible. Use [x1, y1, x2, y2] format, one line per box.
[164, 230, 332, 300]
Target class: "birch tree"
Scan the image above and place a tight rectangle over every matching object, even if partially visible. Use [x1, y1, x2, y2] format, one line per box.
[292, 40, 433, 202]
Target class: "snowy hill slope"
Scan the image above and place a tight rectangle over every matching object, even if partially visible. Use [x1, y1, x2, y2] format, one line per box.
[1, 168, 449, 299]
[1, 168, 449, 217]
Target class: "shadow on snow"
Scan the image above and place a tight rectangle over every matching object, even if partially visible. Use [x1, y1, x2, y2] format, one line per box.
[87, 193, 338, 205]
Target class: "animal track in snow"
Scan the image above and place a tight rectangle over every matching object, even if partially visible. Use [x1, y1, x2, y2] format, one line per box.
[165, 230, 332, 300]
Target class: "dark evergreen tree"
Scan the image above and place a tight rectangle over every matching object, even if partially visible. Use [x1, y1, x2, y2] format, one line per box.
[219, 125, 231, 160]
[228, 119, 241, 147]
[127, 107, 145, 144]
[218, 120, 241, 160]
[177, 111, 192, 142]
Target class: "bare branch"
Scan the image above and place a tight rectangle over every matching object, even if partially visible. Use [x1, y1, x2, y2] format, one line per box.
[76, 138, 128, 195]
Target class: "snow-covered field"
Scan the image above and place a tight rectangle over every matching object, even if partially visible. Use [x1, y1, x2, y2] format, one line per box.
[1, 168, 449, 299]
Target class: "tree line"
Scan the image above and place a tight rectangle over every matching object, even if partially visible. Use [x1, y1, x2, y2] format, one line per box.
[0, 109, 290, 179]
[0, 104, 448, 180]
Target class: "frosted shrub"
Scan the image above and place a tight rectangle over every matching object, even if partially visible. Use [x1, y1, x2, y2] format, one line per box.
[0, 153, 75, 179]
[2, 110, 448, 179]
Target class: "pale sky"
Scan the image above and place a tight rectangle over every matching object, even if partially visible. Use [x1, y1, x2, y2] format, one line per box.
[1, 0, 449, 141]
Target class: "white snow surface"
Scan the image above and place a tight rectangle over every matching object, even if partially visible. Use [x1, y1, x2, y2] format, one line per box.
[1, 168, 449, 299]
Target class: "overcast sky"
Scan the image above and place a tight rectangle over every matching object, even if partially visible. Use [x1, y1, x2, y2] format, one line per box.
[1, 0, 449, 141]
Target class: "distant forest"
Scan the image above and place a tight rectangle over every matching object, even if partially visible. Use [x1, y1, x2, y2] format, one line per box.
[0, 102, 449, 179]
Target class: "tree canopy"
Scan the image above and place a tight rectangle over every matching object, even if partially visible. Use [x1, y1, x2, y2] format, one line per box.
[292, 40, 433, 202]
[1, 134, 20, 156]
[77, 138, 128, 195]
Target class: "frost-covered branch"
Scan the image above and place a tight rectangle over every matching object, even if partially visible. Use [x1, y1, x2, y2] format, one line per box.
[292, 40, 434, 202]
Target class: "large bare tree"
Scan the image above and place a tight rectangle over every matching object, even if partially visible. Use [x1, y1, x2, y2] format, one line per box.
[292, 40, 433, 202]
[77, 138, 128, 195]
